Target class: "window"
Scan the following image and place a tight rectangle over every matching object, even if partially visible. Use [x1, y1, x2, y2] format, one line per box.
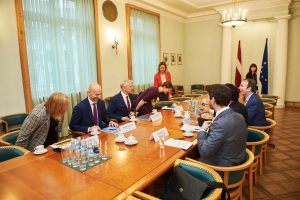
[126, 4, 160, 92]
[16, 0, 101, 107]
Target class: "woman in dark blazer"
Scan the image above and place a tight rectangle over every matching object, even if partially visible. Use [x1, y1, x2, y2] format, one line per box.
[246, 63, 258, 90]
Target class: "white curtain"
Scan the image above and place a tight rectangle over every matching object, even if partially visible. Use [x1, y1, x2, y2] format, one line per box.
[22, 0, 97, 136]
[130, 9, 160, 93]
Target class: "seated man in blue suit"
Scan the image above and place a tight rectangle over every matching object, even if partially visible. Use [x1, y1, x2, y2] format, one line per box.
[198, 84, 247, 167]
[107, 80, 136, 122]
[69, 83, 118, 133]
[239, 79, 267, 126]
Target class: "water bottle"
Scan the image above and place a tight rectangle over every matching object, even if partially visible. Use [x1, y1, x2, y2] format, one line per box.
[79, 141, 87, 171]
[73, 139, 81, 168]
[92, 141, 100, 164]
[87, 142, 95, 167]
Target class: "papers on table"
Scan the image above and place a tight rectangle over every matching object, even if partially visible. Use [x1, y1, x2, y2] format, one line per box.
[102, 126, 120, 134]
[181, 124, 203, 132]
[173, 105, 184, 112]
[150, 112, 163, 122]
[165, 138, 193, 150]
[151, 127, 169, 142]
[119, 122, 136, 133]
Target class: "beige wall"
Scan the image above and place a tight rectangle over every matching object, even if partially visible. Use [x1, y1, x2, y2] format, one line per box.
[160, 16, 185, 86]
[0, 0, 26, 115]
[184, 18, 223, 93]
[231, 21, 277, 93]
[286, 6, 300, 102]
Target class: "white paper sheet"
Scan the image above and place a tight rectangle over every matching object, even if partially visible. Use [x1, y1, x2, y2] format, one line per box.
[165, 138, 193, 150]
[181, 124, 203, 132]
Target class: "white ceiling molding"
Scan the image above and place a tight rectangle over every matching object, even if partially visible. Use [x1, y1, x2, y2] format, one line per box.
[126, 0, 292, 23]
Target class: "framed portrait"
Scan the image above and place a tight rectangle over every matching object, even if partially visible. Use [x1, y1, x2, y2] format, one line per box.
[177, 54, 182, 65]
[163, 53, 169, 65]
[171, 53, 176, 65]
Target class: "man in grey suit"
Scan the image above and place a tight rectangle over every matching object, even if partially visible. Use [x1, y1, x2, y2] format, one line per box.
[198, 84, 247, 167]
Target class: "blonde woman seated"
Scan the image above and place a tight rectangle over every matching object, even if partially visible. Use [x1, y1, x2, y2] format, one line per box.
[16, 92, 69, 151]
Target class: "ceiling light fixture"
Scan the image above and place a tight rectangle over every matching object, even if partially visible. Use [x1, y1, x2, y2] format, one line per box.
[221, 0, 247, 27]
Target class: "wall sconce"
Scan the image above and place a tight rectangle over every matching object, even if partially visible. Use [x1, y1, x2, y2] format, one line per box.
[112, 36, 119, 55]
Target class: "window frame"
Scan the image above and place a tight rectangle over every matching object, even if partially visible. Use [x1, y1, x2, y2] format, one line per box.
[15, 0, 102, 112]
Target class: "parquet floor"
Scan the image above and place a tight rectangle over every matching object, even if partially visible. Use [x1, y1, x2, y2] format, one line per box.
[243, 107, 300, 200]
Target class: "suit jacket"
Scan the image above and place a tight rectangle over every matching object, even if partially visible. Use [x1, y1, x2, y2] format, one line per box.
[197, 108, 247, 167]
[246, 93, 267, 126]
[229, 101, 248, 122]
[69, 98, 111, 133]
[107, 92, 135, 122]
[16, 104, 62, 152]
[154, 71, 172, 87]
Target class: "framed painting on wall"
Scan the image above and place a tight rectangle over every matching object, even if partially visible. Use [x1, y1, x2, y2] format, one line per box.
[163, 53, 169, 65]
[177, 54, 182, 65]
[171, 53, 176, 65]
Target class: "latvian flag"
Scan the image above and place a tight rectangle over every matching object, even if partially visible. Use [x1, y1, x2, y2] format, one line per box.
[235, 40, 242, 87]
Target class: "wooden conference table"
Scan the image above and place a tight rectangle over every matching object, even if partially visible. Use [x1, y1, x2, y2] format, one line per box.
[0, 109, 199, 200]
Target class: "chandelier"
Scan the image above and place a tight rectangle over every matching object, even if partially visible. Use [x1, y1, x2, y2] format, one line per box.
[221, 0, 247, 27]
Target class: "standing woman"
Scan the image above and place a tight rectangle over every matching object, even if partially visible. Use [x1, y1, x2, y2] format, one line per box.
[154, 61, 172, 100]
[16, 92, 69, 151]
[246, 63, 258, 90]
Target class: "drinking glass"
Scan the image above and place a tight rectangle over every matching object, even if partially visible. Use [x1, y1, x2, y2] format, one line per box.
[158, 133, 166, 149]
[102, 141, 109, 160]
[61, 145, 69, 163]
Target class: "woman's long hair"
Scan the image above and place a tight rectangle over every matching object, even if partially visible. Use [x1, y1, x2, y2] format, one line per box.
[44, 92, 69, 121]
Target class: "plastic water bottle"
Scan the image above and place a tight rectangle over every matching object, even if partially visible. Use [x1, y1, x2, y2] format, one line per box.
[73, 139, 81, 168]
[93, 141, 100, 164]
[79, 141, 87, 171]
[87, 142, 95, 167]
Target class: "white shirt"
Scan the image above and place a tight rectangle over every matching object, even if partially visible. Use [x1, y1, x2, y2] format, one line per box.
[88, 97, 97, 113]
[215, 106, 230, 120]
[245, 93, 254, 105]
[121, 91, 131, 109]
[160, 74, 166, 84]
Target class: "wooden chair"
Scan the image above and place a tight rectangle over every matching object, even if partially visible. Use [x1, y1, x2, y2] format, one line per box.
[261, 98, 276, 106]
[0, 145, 29, 163]
[186, 149, 254, 200]
[249, 118, 277, 167]
[104, 96, 113, 108]
[183, 94, 203, 98]
[0, 130, 19, 146]
[246, 128, 269, 200]
[261, 94, 279, 105]
[133, 159, 223, 200]
[171, 97, 191, 102]
[173, 85, 184, 96]
[263, 103, 274, 119]
[0, 113, 29, 134]
[191, 84, 205, 93]
[265, 110, 273, 119]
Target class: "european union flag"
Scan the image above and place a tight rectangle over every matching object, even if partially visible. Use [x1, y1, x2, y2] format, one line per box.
[260, 39, 268, 94]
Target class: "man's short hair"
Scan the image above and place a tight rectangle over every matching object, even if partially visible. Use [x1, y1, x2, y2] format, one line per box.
[120, 79, 132, 89]
[162, 82, 173, 89]
[244, 79, 256, 93]
[206, 84, 231, 106]
[225, 83, 239, 101]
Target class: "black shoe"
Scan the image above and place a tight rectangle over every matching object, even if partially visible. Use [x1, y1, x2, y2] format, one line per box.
[267, 143, 275, 148]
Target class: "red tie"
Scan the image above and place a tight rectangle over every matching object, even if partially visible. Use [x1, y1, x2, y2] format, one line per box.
[126, 96, 131, 113]
[93, 103, 98, 125]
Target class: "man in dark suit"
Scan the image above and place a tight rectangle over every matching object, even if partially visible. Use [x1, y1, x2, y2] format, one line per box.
[225, 83, 248, 122]
[107, 80, 135, 122]
[198, 84, 247, 167]
[69, 83, 118, 133]
[239, 79, 267, 126]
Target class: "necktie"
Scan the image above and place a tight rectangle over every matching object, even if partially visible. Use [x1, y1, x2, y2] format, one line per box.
[126, 96, 131, 113]
[93, 103, 98, 125]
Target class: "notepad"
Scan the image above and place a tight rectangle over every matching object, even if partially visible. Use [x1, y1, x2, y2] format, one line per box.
[181, 124, 203, 132]
[165, 138, 193, 150]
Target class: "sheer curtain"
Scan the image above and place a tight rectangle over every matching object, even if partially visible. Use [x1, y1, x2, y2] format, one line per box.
[22, 0, 97, 136]
[130, 9, 160, 93]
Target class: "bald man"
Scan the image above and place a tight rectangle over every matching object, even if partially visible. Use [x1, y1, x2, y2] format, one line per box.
[69, 83, 118, 134]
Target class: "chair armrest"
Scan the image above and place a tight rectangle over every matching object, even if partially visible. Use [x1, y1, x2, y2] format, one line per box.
[133, 191, 160, 200]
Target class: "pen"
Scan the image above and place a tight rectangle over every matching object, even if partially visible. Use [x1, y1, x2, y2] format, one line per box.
[174, 137, 184, 140]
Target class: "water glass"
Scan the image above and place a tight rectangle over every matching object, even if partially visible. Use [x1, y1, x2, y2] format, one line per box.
[158, 133, 166, 149]
[102, 141, 109, 160]
[61, 146, 69, 163]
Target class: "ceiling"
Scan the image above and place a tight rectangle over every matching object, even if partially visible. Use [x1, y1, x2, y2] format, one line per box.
[129, 0, 297, 21]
